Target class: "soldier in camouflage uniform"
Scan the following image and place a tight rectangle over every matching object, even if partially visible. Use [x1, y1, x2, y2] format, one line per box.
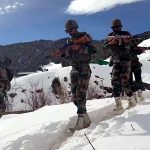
[51, 20, 96, 131]
[130, 44, 144, 101]
[0, 57, 12, 117]
[105, 19, 136, 111]
[129, 41, 143, 84]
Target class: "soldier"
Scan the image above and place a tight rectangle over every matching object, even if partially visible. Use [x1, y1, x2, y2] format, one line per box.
[0, 57, 13, 117]
[51, 20, 96, 131]
[131, 45, 143, 85]
[130, 44, 144, 101]
[105, 19, 136, 112]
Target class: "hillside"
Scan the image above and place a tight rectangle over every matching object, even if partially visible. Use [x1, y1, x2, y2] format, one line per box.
[0, 31, 150, 75]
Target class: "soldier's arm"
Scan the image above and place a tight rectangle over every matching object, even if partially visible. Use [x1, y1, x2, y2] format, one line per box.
[83, 34, 97, 57]
[50, 50, 63, 58]
[105, 36, 119, 47]
[73, 34, 92, 45]
[48, 42, 70, 58]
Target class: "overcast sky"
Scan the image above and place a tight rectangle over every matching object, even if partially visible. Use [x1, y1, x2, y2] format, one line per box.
[0, 0, 149, 45]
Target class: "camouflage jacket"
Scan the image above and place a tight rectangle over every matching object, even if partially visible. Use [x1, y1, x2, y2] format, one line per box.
[62, 32, 96, 64]
[0, 62, 12, 91]
[106, 31, 132, 62]
[130, 42, 143, 61]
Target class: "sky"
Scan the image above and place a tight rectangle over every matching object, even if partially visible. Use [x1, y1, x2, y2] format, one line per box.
[0, 39, 150, 150]
[0, 0, 149, 45]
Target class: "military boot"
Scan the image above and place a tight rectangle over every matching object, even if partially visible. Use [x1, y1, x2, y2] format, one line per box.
[137, 90, 144, 101]
[133, 92, 138, 103]
[84, 112, 91, 128]
[0, 105, 4, 118]
[69, 114, 85, 132]
[71, 113, 91, 132]
[126, 95, 136, 109]
[113, 97, 123, 112]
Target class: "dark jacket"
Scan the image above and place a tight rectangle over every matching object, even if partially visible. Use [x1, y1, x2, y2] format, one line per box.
[107, 31, 131, 62]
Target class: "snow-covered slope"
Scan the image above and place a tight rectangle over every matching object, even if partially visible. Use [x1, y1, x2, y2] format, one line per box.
[9, 47, 150, 111]
[0, 91, 150, 150]
[9, 63, 112, 111]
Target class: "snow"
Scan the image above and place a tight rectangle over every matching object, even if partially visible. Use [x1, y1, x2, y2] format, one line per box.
[138, 38, 150, 48]
[1, 92, 150, 150]
[9, 62, 112, 111]
[0, 39, 150, 150]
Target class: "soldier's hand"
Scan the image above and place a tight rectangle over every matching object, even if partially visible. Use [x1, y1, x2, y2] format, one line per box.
[70, 45, 81, 51]
[123, 36, 131, 44]
[109, 38, 118, 45]
[50, 50, 62, 58]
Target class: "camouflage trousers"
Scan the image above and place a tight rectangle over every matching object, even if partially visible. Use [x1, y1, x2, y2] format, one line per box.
[70, 63, 91, 114]
[0, 67, 10, 116]
[111, 61, 133, 97]
[130, 60, 144, 92]
[130, 60, 142, 83]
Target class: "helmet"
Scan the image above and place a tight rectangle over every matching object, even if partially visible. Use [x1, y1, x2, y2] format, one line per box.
[65, 20, 79, 31]
[111, 19, 122, 28]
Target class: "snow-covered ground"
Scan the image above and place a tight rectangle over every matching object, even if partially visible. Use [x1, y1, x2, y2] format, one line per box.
[9, 50, 150, 111]
[0, 39, 150, 150]
[9, 62, 112, 111]
[1, 91, 150, 150]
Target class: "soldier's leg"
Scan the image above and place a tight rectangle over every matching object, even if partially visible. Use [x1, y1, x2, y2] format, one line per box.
[132, 61, 144, 90]
[73, 64, 91, 130]
[120, 61, 136, 109]
[111, 63, 123, 111]
[132, 61, 142, 83]
[0, 68, 10, 117]
[134, 68, 142, 83]
[70, 65, 79, 102]
[137, 89, 144, 101]
[0, 82, 7, 118]
[131, 61, 144, 102]
[133, 68, 144, 101]
[0, 91, 6, 118]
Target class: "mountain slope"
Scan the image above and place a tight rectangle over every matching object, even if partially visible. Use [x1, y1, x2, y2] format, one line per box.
[0, 31, 150, 74]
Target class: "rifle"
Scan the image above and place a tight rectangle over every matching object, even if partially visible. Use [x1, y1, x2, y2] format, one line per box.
[72, 34, 91, 45]
[46, 34, 94, 59]
[107, 35, 142, 46]
[137, 46, 150, 52]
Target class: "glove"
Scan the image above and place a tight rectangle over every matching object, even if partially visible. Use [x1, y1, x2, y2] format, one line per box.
[109, 38, 118, 45]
